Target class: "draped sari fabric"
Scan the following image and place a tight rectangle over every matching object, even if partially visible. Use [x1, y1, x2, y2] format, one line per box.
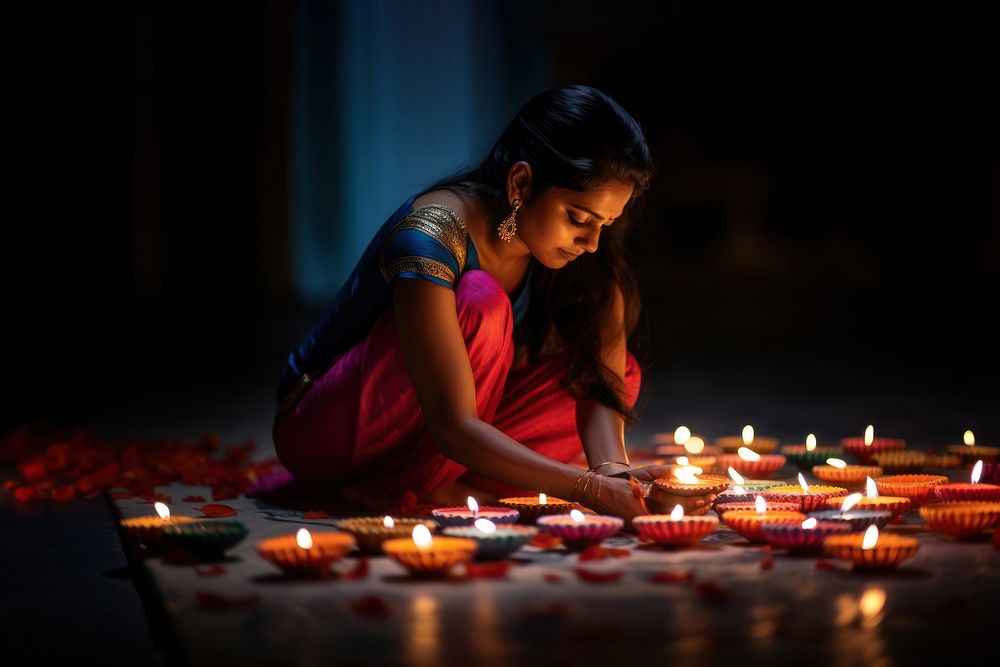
[272, 269, 640, 512]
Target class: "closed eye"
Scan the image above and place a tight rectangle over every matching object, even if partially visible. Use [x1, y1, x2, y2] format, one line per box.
[568, 213, 589, 228]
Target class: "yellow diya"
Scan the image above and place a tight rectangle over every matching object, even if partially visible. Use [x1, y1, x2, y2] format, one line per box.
[761, 475, 848, 512]
[824, 525, 919, 570]
[382, 524, 478, 577]
[257, 528, 357, 577]
[812, 460, 884, 490]
[336, 516, 439, 554]
[874, 474, 949, 507]
[497, 494, 574, 523]
[119, 502, 197, 551]
[919, 502, 1000, 539]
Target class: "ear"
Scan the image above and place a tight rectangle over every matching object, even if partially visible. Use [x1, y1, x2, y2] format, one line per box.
[506, 161, 533, 205]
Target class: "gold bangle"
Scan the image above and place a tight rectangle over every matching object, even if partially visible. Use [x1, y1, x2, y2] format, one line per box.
[590, 460, 630, 473]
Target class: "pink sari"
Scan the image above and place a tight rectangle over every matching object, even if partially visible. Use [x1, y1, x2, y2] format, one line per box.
[272, 270, 640, 512]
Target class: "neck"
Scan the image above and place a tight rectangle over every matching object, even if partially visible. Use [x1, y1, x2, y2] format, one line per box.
[463, 194, 531, 272]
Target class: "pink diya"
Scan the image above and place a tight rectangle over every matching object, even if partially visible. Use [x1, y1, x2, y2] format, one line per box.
[811, 460, 884, 490]
[840, 425, 905, 463]
[716, 448, 786, 478]
[431, 496, 519, 527]
[633, 505, 719, 546]
[824, 525, 919, 570]
[119, 502, 196, 551]
[760, 517, 853, 552]
[934, 461, 1000, 502]
[761, 475, 849, 512]
[715, 501, 800, 516]
[716, 425, 779, 454]
[947, 430, 999, 464]
[497, 494, 574, 523]
[536, 510, 624, 550]
[721, 507, 806, 543]
[919, 502, 1000, 539]
[257, 528, 357, 577]
[874, 474, 948, 508]
[824, 480, 910, 522]
[382, 524, 478, 577]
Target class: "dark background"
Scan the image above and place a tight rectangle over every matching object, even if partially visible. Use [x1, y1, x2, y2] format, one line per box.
[6, 1, 998, 442]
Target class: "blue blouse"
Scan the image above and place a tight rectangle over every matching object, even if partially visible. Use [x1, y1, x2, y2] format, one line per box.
[278, 194, 533, 402]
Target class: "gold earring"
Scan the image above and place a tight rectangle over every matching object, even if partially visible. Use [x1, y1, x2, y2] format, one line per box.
[498, 200, 521, 243]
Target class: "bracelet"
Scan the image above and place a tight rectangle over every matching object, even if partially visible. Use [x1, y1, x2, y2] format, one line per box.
[570, 469, 592, 502]
[590, 460, 630, 473]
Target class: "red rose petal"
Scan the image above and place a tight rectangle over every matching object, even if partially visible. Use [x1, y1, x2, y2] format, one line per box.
[464, 561, 511, 579]
[578, 545, 631, 562]
[695, 580, 734, 601]
[529, 533, 563, 549]
[212, 487, 238, 501]
[51, 485, 77, 502]
[183, 495, 206, 502]
[522, 602, 571, 618]
[14, 486, 42, 502]
[195, 504, 238, 518]
[303, 510, 333, 520]
[3, 480, 18, 490]
[650, 570, 695, 584]
[760, 556, 775, 570]
[195, 591, 259, 610]
[350, 594, 390, 617]
[338, 558, 369, 581]
[195, 565, 227, 577]
[543, 572, 563, 584]
[574, 568, 624, 583]
[18, 458, 48, 481]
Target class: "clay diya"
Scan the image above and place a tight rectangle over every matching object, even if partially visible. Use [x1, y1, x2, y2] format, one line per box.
[870, 450, 927, 473]
[874, 474, 948, 508]
[714, 501, 800, 516]
[922, 454, 963, 471]
[716, 448, 786, 478]
[781, 434, 844, 469]
[720, 505, 806, 543]
[648, 471, 729, 516]
[760, 517, 853, 553]
[382, 524, 478, 576]
[119, 502, 197, 551]
[336, 516, 439, 554]
[825, 487, 910, 523]
[633, 504, 719, 546]
[933, 461, 1000, 503]
[824, 525, 919, 570]
[807, 509, 892, 532]
[919, 502, 1000, 539]
[653, 428, 720, 456]
[431, 497, 519, 527]
[761, 475, 849, 512]
[257, 528, 357, 577]
[716, 425, 779, 454]
[947, 430, 999, 464]
[812, 459, 884, 491]
[840, 425, 905, 463]
[497, 494, 573, 524]
[536, 510, 624, 550]
[162, 520, 248, 560]
[442, 519, 537, 559]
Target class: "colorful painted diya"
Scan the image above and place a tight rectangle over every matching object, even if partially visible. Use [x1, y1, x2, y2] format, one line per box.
[716, 453, 786, 478]
[919, 502, 1000, 538]
[812, 465, 884, 490]
[442, 523, 537, 559]
[807, 509, 892, 532]
[120, 503, 197, 551]
[536, 511, 624, 550]
[947, 445, 999, 464]
[760, 518, 853, 552]
[162, 520, 248, 559]
[870, 450, 927, 472]
[633, 509, 719, 546]
[382, 525, 478, 576]
[874, 475, 949, 507]
[781, 445, 844, 469]
[649, 474, 729, 516]
[430, 505, 519, 527]
[720, 509, 806, 543]
[762, 485, 849, 512]
[840, 435, 905, 463]
[497, 495, 573, 523]
[714, 501, 800, 516]
[934, 461, 1000, 502]
[825, 495, 910, 522]
[336, 517, 439, 554]
[824, 527, 919, 570]
[257, 529, 357, 577]
[716, 436, 779, 454]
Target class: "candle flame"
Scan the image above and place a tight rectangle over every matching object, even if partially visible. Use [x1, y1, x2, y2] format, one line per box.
[737, 447, 761, 462]
[154, 502, 170, 521]
[677, 456, 689, 465]
[474, 518, 497, 534]
[674, 426, 691, 445]
[673, 466, 701, 484]
[862, 524, 879, 550]
[826, 458, 847, 469]
[670, 504, 684, 521]
[806, 434, 817, 452]
[412, 524, 433, 549]
[383, 515, 394, 529]
[864, 425, 874, 446]
[539, 493, 547, 505]
[467, 496, 479, 514]
[964, 430, 975, 446]
[842, 493, 863, 512]
[684, 436, 705, 454]
[728, 466, 745, 485]
[742, 425, 755, 446]
[972, 460, 983, 484]
[296, 528, 313, 549]
[859, 587, 887, 621]
[798, 473, 810, 494]
[755, 495, 767, 513]
[733, 485, 747, 494]
[802, 518, 818, 530]
[570, 509, 585, 523]
[866, 477, 878, 498]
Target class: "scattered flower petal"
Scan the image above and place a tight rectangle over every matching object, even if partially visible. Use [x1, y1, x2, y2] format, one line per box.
[650, 570, 695, 584]
[464, 561, 511, 579]
[529, 533, 563, 549]
[338, 558, 369, 581]
[578, 545, 631, 562]
[760, 556, 775, 570]
[195, 504, 238, 518]
[575, 568, 624, 584]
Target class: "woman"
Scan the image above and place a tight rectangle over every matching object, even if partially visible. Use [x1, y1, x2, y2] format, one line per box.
[273, 85, 707, 520]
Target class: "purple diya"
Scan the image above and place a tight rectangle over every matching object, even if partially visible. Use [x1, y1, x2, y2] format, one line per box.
[430, 506, 519, 527]
[536, 512, 624, 550]
[714, 501, 800, 516]
[760, 519, 853, 552]
[807, 509, 892, 532]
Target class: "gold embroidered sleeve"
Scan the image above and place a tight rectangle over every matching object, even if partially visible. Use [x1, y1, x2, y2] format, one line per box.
[378, 203, 468, 286]
[381, 255, 456, 285]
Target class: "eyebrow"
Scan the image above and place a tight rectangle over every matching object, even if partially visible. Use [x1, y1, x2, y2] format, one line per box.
[570, 204, 621, 224]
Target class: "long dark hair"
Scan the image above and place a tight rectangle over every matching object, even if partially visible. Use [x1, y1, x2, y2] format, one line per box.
[422, 85, 653, 428]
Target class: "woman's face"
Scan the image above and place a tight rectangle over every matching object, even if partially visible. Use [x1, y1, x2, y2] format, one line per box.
[518, 179, 634, 269]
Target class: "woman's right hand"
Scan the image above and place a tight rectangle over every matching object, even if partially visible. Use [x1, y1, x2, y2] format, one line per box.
[578, 473, 715, 524]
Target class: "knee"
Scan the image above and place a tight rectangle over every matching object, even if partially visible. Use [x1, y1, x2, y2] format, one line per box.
[455, 269, 512, 338]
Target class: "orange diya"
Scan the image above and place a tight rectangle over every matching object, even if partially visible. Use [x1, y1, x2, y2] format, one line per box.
[257, 528, 357, 577]
[875, 474, 948, 508]
[840, 425, 905, 463]
[812, 458, 884, 490]
[919, 502, 1000, 539]
[871, 450, 927, 473]
[720, 496, 805, 543]
[382, 524, 478, 576]
[497, 493, 573, 523]
[824, 525, 919, 570]
[824, 477, 910, 522]
[633, 504, 719, 546]
[716, 424, 778, 454]
[119, 502, 197, 551]
[947, 430, 999, 464]
[934, 461, 1000, 503]
[648, 468, 729, 516]
[761, 474, 848, 512]
[716, 447, 786, 478]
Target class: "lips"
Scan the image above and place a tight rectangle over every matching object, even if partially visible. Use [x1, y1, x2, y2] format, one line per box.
[560, 249, 581, 260]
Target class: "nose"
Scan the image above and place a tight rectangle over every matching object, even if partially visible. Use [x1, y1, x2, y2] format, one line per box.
[575, 227, 601, 254]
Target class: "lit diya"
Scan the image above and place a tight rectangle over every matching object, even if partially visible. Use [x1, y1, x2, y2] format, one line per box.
[497, 493, 573, 523]
[711, 467, 782, 508]
[824, 477, 910, 522]
[781, 434, 843, 469]
[120, 502, 197, 551]
[761, 474, 849, 512]
[257, 528, 357, 577]
[919, 502, 1000, 539]
[653, 426, 721, 457]
[808, 492, 893, 531]
[719, 496, 805, 543]
[663, 454, 718, 473]
[840, 425, 905, 463]
[336, 516, 439, 554]
[633, 504, 719, 546]
[947, 430, 999, 464]
[716, 446, 786, 478]
[714, 501, 800, 516]
[162, 520, 248, 560]
[871, 450, 927, 473]
[874, 474, 948, 507]
[824, 525, 919, 570]
[382, 524, 477, 576]
[716, 424, 779, 454]
[537, 509, 624, 550]
[443, 518, 537, 559]
[934, 461, 1000, 502]
[431, 496, 519, 527]
[760, 516, 853, 553]
[812, 458, 884, 490]
[647, 467, 729, 516]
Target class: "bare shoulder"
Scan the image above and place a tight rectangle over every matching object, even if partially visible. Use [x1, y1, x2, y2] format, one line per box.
[412, 190, 469, 220]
